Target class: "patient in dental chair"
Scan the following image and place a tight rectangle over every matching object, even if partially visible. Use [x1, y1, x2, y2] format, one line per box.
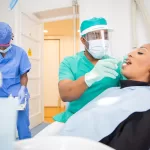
[60, 44, 150, 150]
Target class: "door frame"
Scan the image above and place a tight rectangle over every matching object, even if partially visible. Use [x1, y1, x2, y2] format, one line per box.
[21, 13, 44, 128]
[15, 3, 44, 128]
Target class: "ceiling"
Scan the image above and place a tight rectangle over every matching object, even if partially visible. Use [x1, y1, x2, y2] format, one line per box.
[34, 6, 79, 20]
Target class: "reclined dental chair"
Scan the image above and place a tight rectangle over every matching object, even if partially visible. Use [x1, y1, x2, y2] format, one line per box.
[14, 136, 115, 150]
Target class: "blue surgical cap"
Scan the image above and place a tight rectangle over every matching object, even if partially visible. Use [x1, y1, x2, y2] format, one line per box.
[0, 22, 12, 46]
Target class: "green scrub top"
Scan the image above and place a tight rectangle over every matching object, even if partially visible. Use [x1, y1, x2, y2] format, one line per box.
[53, 51, 122, 123]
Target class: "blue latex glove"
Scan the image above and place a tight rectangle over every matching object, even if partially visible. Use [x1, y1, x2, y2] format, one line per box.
[18, 86, 26, 104]
[85, 59, 119, 87]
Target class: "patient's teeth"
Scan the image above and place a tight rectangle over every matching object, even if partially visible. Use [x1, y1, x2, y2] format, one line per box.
[123, 63, 127, 66]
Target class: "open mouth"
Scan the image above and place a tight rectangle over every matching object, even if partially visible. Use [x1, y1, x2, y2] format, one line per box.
[126, 59, 132, 65]
[123, 59, 132, 67]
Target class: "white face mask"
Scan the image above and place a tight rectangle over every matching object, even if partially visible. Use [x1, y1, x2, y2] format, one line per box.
[87, 39, 109, 59]
[0, 45, 12, 54]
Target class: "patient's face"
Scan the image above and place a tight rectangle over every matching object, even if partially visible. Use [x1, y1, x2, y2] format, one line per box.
[122, 44, 150, 82]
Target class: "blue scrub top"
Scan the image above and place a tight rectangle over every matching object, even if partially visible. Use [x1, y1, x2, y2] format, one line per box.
[0, 44, 31, 97]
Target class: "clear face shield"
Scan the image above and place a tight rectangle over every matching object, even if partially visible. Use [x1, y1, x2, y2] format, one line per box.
[83, 29, 112, 59]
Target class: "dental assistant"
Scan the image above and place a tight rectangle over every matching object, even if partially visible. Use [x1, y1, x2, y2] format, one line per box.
[54, 17, 122, 123]
[0, 22, 31, 139]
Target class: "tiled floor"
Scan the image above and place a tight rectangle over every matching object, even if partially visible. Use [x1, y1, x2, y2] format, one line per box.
[44, 107, 65, 123]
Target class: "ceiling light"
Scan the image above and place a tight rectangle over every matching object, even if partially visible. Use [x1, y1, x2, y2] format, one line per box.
[43, 30, 48, 33]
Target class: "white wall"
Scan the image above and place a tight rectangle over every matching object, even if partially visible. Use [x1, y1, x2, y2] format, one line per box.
[1, 0, 149, 57]
[0, 0, 20, 45]
[0, 1, 15, 30]
[20, 0, 72, 13]
[79, 0, 150, 58]
[79, 0, 131, 58]
[136, 0, 150, 47]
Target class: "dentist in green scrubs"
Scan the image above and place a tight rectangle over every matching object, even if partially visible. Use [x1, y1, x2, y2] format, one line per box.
[35, 17, 123, 137]
[54, 17, 122, 122]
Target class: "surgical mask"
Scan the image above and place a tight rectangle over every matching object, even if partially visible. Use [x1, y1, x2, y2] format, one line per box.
[87, 39, 109, 59]
[0, 45, 12, 53]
